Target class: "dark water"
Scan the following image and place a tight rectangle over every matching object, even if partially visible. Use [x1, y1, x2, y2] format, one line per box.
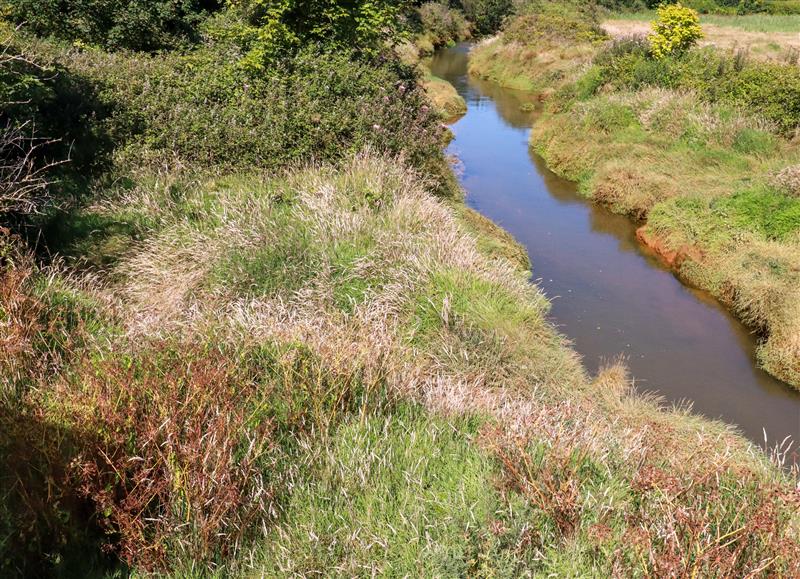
[430, 43, 800, 453]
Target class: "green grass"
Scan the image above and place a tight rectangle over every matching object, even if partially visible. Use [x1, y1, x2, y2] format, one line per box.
[611, 10, 800, 32]
[208, 206, 320, 300]
[453, 205, 531, 270]
[409, 268, 546, 348]
[719, 186, 800, 240]
[256, 404, 535, 576]
[421, 71, 467, 119]
[329, 235, 384, 313]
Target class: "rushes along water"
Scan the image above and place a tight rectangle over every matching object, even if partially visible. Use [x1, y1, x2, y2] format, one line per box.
[431, 43, 800, 454]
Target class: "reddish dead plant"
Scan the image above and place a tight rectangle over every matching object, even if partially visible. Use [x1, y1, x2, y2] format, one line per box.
[66, 345, 276, 573]
[623, 465, 800, 578]
[482, 426, 584, 540]
[0, 232, 44, 395]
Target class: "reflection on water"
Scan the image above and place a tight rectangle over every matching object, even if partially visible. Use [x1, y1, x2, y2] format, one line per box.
[430, 43, 800, 453]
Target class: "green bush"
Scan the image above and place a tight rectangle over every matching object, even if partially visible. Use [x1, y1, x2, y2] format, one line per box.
[226, 0, 408, 68]
[3, 0, 220, 51]
[765, 0, 800, 14]
[458, 0, 514, 35]
[416, 2, 471, 47]
[717, 61, 800, 133]
[737, 0, 767, 14]
[49, 43, 451, 191]
[503, 1, 607, 46]
[650, 3, 704, 58]
[589, 41, 800, 134]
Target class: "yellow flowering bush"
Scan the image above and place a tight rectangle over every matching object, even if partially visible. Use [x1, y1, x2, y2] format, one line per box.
[649, 3, 703, 59]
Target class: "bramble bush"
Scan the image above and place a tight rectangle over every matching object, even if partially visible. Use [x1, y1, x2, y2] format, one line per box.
[3, 0, 221, 51]
[64, 45, 450, 189]
[649, 3, 704, 59]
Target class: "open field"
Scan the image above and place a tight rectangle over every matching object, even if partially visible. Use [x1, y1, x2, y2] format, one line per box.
[611, 10, 800, 32]
[603, 16, 800, 63]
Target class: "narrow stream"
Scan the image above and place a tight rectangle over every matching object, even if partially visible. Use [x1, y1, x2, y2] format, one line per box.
[430, 43, 800, 452]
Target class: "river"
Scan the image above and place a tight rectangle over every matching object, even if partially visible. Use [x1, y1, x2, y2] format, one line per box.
[430, 42, 800, 453]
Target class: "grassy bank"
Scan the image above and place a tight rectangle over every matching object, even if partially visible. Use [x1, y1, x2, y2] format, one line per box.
[470, 1, 800, 388]
[2, 1, 799, 576]
[5, 152, 798, 576]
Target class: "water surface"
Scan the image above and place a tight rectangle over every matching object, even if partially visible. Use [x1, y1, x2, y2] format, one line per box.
[430, 43, 800, 452]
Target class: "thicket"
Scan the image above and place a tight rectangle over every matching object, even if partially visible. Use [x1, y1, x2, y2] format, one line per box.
[75, 45, 446, 178]
[414, 1, 471, 47]
[504, 4, 607, 45]
[458, 0, 515, 34]
[0, 5, 454, 224]
[2, 0, 221, 51]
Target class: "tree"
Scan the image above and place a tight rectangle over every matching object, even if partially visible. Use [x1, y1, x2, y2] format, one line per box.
[228, 0, 409, 69]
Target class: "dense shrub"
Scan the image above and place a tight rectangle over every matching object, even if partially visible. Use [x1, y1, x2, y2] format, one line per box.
[649, 3, 704, 59]
[64, 45, 450, 189]
[3, 0, 220, 51]
[1, 31, 57, 216]
[717, 60, 800, 134]
[458, 0, 514, 35]
[0, 33, 451, 201]
[1, 25, 122, 219]
[226, 0, 408, 68]
[589, 40, 800, 134]
[766, 0, 800, 13]
[416, 2, 471, 47]
[503, 1, 607, 46]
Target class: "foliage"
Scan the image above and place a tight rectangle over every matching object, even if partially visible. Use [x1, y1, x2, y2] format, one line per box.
[589, 39, 800, 134]
[97, 47, 445, 187]
[650, 2, 704, 58]
[2, 0, 220, 51]
[738, 0, 767, 14]
[718, 59, 800, 134]
[415, 2, 471, 47]
[503, 1, 607, 45]
[226, 0, 408, 67]
[459, 0, 514, 35]
[1, 30, 57, 216]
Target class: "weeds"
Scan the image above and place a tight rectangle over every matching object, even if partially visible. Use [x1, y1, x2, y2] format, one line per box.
[65, 345, 274, 572]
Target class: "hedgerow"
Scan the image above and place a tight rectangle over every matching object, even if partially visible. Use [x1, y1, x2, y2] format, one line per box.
[3, 0, 221, 51]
